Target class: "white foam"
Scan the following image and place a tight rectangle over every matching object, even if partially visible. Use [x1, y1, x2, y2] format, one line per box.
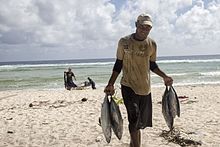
[157, 59, 220, 64]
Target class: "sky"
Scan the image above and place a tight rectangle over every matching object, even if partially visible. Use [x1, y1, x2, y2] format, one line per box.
[0, 0, 220, 62]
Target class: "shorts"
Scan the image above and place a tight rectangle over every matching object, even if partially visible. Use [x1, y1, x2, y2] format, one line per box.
[121, 85, 152, 132]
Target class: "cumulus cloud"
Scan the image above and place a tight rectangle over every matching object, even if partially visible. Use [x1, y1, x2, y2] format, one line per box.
[0, 0, 220, 61]
[174, 0, 220, 54]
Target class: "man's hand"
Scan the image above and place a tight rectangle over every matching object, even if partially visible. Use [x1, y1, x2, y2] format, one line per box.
[163, 76, 173, 86]
[104, 85, 115, 96]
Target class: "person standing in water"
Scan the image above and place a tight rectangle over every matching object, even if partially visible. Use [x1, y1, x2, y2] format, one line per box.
[64, 67, 77, 90]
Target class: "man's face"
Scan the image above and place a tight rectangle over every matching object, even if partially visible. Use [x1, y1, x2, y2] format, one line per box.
[136, 23, 152, 39]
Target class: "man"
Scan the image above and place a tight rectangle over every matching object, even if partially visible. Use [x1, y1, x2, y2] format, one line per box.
[64, 67, 77, 90]
[88, 77, 96, 89]
[104, 13, 173, 147]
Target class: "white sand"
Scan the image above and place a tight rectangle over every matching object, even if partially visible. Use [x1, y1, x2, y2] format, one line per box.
[0, 85, 220, 147]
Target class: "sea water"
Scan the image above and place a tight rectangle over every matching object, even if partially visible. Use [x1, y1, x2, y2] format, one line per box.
[0, 55, 220, 91]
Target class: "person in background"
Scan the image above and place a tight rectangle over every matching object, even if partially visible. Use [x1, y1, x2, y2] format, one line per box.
[104, 13, 173, 147]
[64, 67, 77, 90]
[88, 77, 96, 89]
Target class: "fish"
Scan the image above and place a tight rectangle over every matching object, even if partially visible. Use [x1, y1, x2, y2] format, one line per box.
[162, 86, 180, 130]
[169, 86, 180, 118]
[110, 97, 123, 140]
[100, 95, 112, 143]
[162, 86, 174, 130]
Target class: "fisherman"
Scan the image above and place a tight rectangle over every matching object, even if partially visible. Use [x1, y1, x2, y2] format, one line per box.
[64, 67, 77, 90]
[104, 13, 173, 147]
[88, 77, 96, 89]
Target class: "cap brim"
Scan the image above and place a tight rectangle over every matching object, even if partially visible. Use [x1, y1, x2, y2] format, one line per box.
[140, 21, 152, 26]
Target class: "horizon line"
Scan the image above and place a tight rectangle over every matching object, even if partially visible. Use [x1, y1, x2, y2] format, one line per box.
[1, 54, 220, 63]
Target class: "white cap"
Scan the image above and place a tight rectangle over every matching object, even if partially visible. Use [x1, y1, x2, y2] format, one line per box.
[137, 13, 153, 26]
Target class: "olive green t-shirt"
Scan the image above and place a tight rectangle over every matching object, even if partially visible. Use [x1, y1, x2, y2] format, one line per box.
[116, 34, 157, 95]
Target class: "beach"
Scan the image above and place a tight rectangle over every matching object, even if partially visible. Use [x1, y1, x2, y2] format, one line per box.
[0, 84, 220, 147]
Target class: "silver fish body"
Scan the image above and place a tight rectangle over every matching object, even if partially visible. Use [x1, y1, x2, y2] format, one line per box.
[101, 95, 112, 143]
[110, 97, 123, 140]
[162, 87, 174, 130]
[162, 86, 180, 130]
[169, 86, 180, 118]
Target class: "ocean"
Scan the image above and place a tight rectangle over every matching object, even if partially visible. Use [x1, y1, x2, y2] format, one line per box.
[0, 55, 220, 91]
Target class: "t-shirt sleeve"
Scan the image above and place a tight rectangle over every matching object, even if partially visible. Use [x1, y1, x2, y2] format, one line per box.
[150, 39, 157, 62]
[116, 38, 124, 60]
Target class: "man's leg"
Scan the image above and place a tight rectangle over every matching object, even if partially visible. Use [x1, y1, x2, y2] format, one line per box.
[130, 129, 141, 147]
[121, 85, 141, 147]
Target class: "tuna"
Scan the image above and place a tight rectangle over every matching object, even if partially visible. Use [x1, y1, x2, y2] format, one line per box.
[110, 97, 123, 140]
[169, 86, 180, 118]
[162, 86, 180, 130]
[101, 95, 112, 143]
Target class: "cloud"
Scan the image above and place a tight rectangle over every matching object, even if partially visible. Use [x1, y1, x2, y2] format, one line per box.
[0, 0, 220, 61]
[174, 0, 220, 51]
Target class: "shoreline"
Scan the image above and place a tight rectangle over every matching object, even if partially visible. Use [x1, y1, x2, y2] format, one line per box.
[1, 82, 220, 92]
[0, 84, 220, 146]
